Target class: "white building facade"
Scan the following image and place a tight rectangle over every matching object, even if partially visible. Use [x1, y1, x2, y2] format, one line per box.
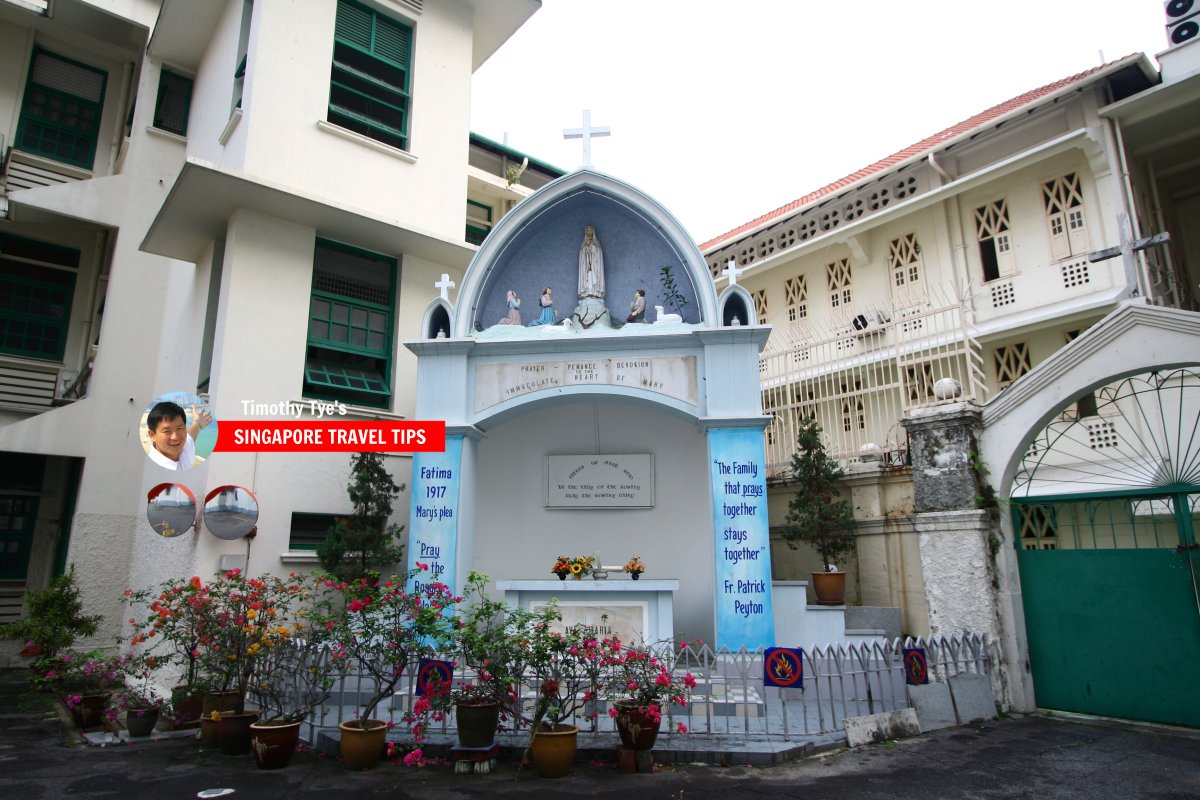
[0, 0, 549, 654]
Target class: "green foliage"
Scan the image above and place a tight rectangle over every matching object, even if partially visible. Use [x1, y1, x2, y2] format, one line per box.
[318, 452, 407, 582]
[0, 565, 101, 658]
[782, 418, 858, 570]
[658, 265, 690, 316]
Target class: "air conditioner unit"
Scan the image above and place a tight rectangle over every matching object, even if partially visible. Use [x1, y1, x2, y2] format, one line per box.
[1166, 0, 1200, 48]
[851, 309, 890, 335]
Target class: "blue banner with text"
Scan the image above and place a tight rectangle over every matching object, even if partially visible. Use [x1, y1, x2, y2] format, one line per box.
[708, 426, 774, 650]
[406, 435, 463, 597]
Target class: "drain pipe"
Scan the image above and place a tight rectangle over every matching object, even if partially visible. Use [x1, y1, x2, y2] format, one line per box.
[1104, 115, 1150, 299]
[929, 152, 971, 298]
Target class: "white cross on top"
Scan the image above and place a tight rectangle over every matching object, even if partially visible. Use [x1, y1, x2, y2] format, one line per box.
[723, 258, 745, 286]
[435, 273, 456, 301]
[563, 110, 611, 168]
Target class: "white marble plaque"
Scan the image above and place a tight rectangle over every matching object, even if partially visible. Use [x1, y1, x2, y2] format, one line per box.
[533, 601, 648, 645]
[474, 356, 697, 412]
[545, 454, 653, 508]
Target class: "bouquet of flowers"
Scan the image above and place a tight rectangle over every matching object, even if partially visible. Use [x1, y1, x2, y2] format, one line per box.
[568, 555, 595, 578]
[551, 556, 572, 578]
[623, 555, 645, 576]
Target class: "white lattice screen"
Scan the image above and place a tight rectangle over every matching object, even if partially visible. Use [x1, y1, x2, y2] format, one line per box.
[994, 342, 1031, 389]
[826, 258, 852, 309]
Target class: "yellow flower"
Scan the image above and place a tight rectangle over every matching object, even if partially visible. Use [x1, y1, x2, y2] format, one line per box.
[246, 609, 258, 620]
[570, 564, 582, 574]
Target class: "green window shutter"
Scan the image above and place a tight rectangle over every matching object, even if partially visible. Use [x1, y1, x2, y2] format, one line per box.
[15, 49, 108, 169]
[329, 0, 412, 150]
[373, 16, 411, 68]
[335, 0, 373, 50]
[304, 239, 394, 407]
[0, 234, 80, 362]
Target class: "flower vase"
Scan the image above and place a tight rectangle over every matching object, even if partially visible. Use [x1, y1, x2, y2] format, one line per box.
[455, 701, 500, 748]
[125, 708, 160, 738]
[631, 572, 641, 581]
[339, 719, 388, 770]
[217, 711, 259, 755]
[571, 573, 582, 581]
[530, 724, 577, 778]
[557, 573, 567, 581]
[250, 720, 301, 769]
[67, 692, 110, 729]
[614, 701, 661, 751]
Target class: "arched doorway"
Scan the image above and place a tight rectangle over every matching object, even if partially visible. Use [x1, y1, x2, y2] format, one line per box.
[1010, 368, 1200, 726]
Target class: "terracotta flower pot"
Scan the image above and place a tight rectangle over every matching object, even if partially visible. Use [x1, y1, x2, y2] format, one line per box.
[202, 690, 241, 715]
[217, 711, 259, 756]
[250, 720, 301, 769]
[66, 692, 110, 729]
[339, 719, 388, 770]
[614, 701, 661, 751]
[455, 701, 500, 748]
[811, 571, 847, 605]
[200, 716, 221, 748]
[530, 724, 577, 778]
[171, 686, 203, 728]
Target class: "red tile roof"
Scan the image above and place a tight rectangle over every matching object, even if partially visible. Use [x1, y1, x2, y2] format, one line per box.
[700, 54, 1143, 252]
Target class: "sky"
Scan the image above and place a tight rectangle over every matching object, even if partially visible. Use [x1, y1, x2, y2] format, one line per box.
[470, 1, 1168, 246]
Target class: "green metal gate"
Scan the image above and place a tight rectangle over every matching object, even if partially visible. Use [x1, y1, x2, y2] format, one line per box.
[1010, 369, 1200, 727]
[1015, 494, 1200, 726]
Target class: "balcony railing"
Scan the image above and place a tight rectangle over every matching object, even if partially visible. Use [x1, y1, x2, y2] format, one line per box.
[761, 287, 986, 478]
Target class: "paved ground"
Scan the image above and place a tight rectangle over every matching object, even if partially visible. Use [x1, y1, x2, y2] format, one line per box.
[3, 671, 1199, 799]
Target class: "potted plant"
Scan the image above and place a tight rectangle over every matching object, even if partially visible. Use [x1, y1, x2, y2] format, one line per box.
[198, 570, 307, 754]
[317, 452, 407, 583]
[623, 555, 645, 580]
[247, 576, 343, 769]
[567, 555, 595, 580]
[604, 640, 694, 752]
[520, 605, 608, 778]
[109, 654, 173, 738]
[1, 565, 102, 663]
[781, 418, 859, 605]
[124, 574, 214, 727]
[328, 565, 457, 770]
[550, 556, 571, 581]
[34, 649, 128, 729]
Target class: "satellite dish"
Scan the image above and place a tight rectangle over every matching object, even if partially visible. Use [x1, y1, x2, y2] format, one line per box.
[146, 483, 198, 538]
[203, 485, 260, 540]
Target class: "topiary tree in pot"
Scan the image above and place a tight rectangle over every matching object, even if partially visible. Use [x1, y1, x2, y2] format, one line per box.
[781, 418, 858, 604]
[318, 452, 406, 583]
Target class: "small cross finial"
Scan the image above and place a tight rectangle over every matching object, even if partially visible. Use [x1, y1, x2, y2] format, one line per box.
[563, 109, 611, 168]
[722, 257, 745, 286]
[435, 273, 456, 301]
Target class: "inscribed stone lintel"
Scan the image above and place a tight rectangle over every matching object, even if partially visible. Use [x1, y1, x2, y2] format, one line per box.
[474, 356, 698, 412]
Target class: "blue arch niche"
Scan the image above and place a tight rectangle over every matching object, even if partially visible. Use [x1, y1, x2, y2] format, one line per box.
[456, 170, 717, 336]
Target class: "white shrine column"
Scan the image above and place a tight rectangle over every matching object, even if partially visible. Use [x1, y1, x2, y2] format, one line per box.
[404, 339, 480, 598]
[697, 329, 775, 650]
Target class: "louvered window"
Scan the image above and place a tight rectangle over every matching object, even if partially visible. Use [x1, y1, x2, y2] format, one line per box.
[0, 233, 79, 361]
[154, 70, 192, 136]
[305, 239, 394, 407]
[466, 200, 492, 246]
[974, 200, 1014, 282]
[1042, 173, 1089, 260]
[329, 0, 412, 151]
[16, 49, 107, 168]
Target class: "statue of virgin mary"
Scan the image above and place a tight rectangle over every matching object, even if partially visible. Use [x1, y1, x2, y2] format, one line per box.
[577, 225, 605, 299]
